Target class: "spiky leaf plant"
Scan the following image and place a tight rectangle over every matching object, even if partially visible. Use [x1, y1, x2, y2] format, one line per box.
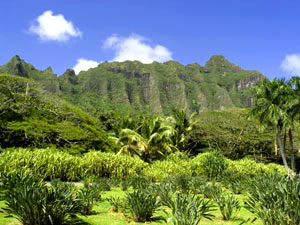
[214, 193, 240, 220]
[126, 190, 160, 222]
[0, 172, 83, 225]
[245, 174, 300, 225]
[107, 196, 127, 213]
[164, 193, 215, 225]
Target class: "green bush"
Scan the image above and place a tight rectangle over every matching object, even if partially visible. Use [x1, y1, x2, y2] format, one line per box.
[245, 174, 300, 225]
[0, 148, 82, 181]
[199, 184, 222, 199]
[81, 151, 147, 179]
[0, 149, 148, 181]
[141, 159, 192, 182]
[151, 183, 174, 207]
[126, 190, 160, 222]
[107, 196, 126, 213]
[0, 148, 288, 184]
[78, 181, 103, 215]
[189, 176, 207, 194]
[0, 172, 83, 225]
[191, 150, 228, 179]
[227, 158, 287, 176]
[83, 176, 111, 191]
[130, 175, 151, 190]
[220, 171, 250, 194]
[214, 193, 240, 220]
[163, 174, 192, 192]
[164, 193, 215, 225]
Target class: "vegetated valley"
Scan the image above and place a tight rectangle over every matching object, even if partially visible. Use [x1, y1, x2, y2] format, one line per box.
[0, 55, 299, 225]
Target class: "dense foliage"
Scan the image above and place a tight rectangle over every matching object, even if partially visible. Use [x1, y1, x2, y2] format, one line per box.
[0, 172, 83, 225]
[249, 78, 300, 175]
[0, 74, 117, 152]
[0, 149, 286, 182]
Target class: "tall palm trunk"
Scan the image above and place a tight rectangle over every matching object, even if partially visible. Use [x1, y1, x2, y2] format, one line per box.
[274, 137, 278, 156]
[276, 125, 291, 178]
[283, 129, 287, 153]
[288, 127, 296, 174]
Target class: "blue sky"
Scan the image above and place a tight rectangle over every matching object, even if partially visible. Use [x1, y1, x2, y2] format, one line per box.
[0, 0, 300, 79]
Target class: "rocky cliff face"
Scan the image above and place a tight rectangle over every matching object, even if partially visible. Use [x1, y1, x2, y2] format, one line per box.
[0, 55, 267, 115]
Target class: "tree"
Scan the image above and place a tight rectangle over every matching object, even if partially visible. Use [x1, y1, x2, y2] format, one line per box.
[117, 116, 177, 162]
[167, 108, 197, 151]
[285, 77, 300, 173]
[249, 79, 291, 177]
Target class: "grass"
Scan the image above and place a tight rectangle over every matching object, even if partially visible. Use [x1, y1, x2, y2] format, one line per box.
[0, 187, 262, 225]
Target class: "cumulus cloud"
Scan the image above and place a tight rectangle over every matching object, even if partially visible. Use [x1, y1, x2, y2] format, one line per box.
[103, 34, 172, 63]
[29, 10, 82, 41]
[281, 54, 300, 76]
[73, 58, 99, 74]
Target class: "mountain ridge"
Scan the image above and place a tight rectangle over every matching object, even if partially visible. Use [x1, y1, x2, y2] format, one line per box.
[0, 55, 267, 114]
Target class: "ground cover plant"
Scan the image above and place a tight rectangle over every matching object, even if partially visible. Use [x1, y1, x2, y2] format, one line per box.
[0, 152, 294, 225]
[0, 172, 83, 225]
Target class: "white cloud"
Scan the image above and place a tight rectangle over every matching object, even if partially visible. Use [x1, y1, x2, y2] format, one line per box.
[281, 54, 300, 76]
[29, 10, 82, 42]
[103, 34, 172, 63]
[73, 58, 99, 74]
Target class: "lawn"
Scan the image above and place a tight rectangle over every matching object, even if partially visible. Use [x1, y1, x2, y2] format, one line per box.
[0, 187, 262, 225]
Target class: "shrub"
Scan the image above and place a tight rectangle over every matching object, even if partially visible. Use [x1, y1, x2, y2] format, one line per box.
[78, 180, 103, 215]
[220, 171, 250, 194]
[83, 176, 111, 191]
[0, 149, 148, 181]
[80, 151, 147, 179]
[0, 172, 83, 225]
[189, 176, 207, 194]
[151, 182, 174, 207]
[130, 175, 151, 190]
[126, 190, 160, 222]
[163, 174, 192, 192]
[227, 158, 287, 176]
[214, 193, 240, 220]
[245, 174, 300, 225]
[141, 159, 192, 182]
[191, 150, 228, 179]
[199, 184, 222, 199]
[164, 193, 215, 225]
[0, 148, 82, 181]
[120, 180, 131, 191]
[107, 197, 126, 213]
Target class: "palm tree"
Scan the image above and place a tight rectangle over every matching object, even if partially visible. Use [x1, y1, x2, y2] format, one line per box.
[285, 77, 300, 173]
[117, 116, 177, 161]
[168, 108, 197, 151]
[249, 79, 291, 177]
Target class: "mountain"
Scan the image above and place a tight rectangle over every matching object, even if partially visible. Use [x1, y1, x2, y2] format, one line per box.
[0, 55, 60, 93]
[0, 55, 267, 114]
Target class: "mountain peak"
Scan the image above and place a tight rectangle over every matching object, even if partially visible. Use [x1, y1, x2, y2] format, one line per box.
[11, 55, 22, 62]
[0, 55, 35, 77]
[45, 66, 54, 73]
[205, 55, 242, 74]
[62, 69, 76, 77]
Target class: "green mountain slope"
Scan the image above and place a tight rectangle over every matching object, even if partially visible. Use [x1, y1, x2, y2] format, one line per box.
[0, 73, 117, 152]
[0, 55, 267, 114]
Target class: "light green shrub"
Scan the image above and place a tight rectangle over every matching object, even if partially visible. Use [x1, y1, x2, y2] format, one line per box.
[80, 151, 147, 179]
[191, 151, 228, 179]
[227, 158, 287, 175]
[141, 159, 192, 182]
[0, 148, 147, 181]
